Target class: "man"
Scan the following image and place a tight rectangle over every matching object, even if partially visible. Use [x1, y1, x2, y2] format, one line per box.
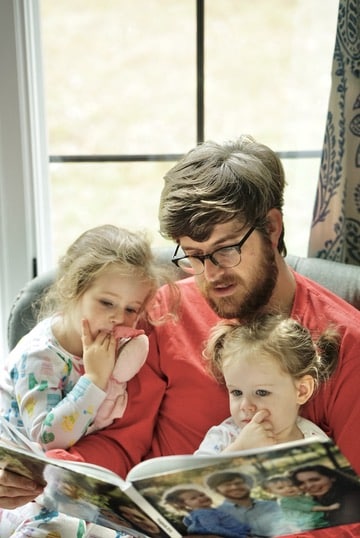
[2, 135, 360, 537]
[205, 471, 290, 537]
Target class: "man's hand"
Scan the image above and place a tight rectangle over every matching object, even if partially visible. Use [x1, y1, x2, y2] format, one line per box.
[0, 469, 43, 509]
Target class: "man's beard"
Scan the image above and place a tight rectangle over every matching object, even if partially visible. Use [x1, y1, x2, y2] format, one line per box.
[200, 239, 278, 322]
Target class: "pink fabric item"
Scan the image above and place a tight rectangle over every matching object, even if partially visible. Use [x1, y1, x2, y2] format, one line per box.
[90, 334, 149, 431]
[112, 326, 145, 339]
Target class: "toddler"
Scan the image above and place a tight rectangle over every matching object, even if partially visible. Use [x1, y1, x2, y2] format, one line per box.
[196, 313, 339, 455]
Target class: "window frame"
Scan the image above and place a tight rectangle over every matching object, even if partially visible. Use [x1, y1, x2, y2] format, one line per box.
[0, 0, 51, 356]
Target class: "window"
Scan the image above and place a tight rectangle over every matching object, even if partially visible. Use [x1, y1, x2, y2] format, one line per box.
[0, 0, 340, 356]
[40, 0, 339, 262]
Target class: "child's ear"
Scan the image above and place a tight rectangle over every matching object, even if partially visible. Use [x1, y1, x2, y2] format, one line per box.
[296, 375, 315, 405]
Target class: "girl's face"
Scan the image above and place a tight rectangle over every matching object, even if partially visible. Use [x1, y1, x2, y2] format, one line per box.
[222, 352, 309, 443]
[293, 470, 335, 497]
[72, 266, 152, 339]
[178, 490, 212, 509]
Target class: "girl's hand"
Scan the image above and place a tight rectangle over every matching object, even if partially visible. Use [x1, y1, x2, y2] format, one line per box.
[223, 409, 276, 452]
[81, 319, 117, 390]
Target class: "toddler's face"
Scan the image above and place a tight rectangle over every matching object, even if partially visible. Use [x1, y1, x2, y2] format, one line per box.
[179, 490, 212, 509]
[223, 352, 305, 442]
[265, 479, 300, 497]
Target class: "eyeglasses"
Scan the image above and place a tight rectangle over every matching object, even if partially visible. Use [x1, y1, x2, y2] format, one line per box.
[172, 226, 256, 275]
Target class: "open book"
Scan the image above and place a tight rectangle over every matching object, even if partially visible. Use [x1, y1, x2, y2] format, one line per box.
[0, 419, 359, 538]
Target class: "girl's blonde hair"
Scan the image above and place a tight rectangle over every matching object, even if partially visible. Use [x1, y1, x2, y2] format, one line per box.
[204, 314, 340, 389]
[38, 224, 176, 324]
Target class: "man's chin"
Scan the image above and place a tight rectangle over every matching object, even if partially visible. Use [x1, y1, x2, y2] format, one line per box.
[205, 295, 239, 319]
[206, 293, 272, 322]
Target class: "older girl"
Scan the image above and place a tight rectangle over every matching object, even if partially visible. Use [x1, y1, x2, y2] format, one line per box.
[0, 224, 173, 537]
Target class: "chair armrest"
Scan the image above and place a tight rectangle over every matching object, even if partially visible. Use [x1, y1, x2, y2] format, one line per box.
[7, 270, 56, 351]
[286, 254, 360, 309]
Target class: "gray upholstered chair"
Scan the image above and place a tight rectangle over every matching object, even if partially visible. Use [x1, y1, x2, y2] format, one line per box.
[7, 248, 360, 351]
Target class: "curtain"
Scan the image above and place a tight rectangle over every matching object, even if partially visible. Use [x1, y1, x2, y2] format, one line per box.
[308, 0, 360, 264]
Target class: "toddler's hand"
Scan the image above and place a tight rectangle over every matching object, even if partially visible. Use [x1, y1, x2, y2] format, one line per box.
[223, 409, 275, 452]
[241, 409, 276, 446]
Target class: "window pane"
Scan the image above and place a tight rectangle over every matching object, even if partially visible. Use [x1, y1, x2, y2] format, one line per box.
[205, 0, 338, 150]
[282, 158, 319, 256]
[41, 0, 340, 262]
[49, 161, 173, 260]
[41, 0, 196, 155]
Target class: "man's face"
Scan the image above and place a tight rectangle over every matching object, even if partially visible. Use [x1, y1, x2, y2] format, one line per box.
[215, 477, 251, 501]
[178, 219, 278, 321]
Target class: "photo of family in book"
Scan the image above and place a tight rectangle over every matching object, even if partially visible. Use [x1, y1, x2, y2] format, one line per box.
[131, 441, 360, 538]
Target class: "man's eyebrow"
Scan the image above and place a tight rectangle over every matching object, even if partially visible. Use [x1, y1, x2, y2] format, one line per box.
[182, 231, 246, 252]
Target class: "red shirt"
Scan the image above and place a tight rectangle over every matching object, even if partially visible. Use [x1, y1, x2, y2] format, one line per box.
[292, 271, 360, 473]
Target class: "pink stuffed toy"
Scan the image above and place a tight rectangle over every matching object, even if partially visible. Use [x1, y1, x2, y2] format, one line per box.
[89, 327, 148, 431]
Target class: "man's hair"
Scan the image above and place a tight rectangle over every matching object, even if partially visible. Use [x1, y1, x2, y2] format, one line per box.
[205, 470, 253, 490]
[159, 135, 287, 255]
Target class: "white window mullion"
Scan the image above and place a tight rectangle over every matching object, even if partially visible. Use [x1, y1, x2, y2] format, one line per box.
[17, 0, 52, 275]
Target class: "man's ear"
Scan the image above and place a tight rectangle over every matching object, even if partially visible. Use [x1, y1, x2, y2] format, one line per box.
[296, 375, 316, 405]
[266, 208, 283, 248]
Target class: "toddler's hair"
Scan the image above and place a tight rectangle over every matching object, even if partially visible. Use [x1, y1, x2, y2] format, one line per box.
[162, 485, 209, 511]
[37, 224, 176, 324]
[203, 313, 340, 388]
[261, 474, 295, 492]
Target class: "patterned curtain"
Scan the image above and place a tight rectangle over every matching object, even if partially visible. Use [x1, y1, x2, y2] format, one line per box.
[308, 0, 360, 264]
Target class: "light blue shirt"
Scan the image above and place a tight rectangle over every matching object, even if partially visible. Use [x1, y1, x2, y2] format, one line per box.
[183, 507, 251, 538]
[220, 498, 291, 537]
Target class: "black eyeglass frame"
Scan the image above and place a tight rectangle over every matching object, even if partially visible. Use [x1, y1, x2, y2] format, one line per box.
[171, 225, 256, 274]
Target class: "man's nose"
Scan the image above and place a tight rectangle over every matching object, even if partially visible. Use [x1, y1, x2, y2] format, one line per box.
[203, 257, 223, 280]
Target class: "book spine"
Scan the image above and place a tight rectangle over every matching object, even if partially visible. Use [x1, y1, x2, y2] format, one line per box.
[124, 485, 182, 538]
